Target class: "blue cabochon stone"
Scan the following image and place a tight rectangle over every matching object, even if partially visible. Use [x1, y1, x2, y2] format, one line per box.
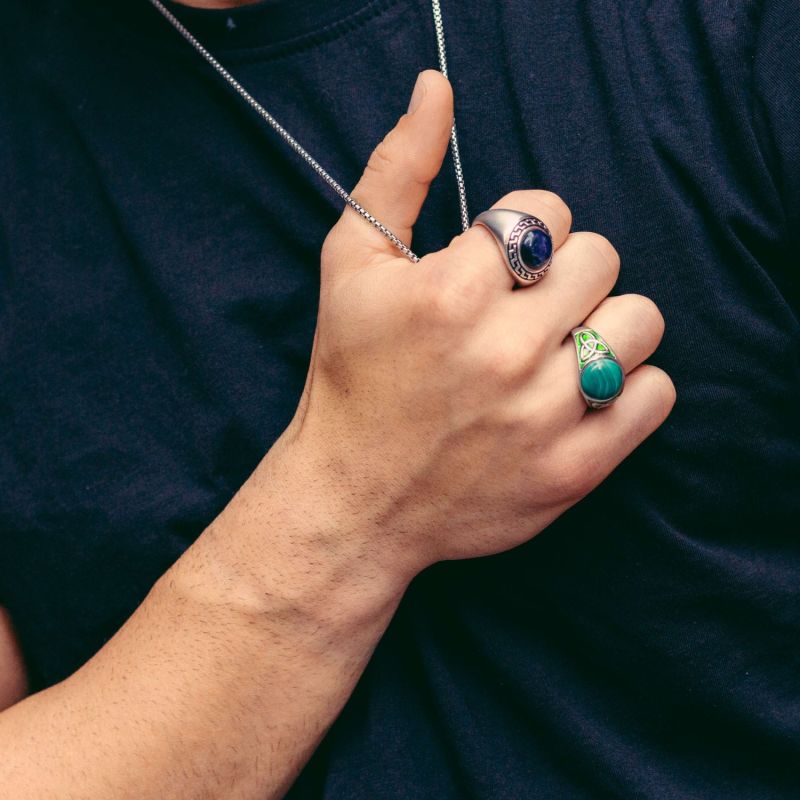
[519, 227, 552, 270]
[581, 358, 624, 401]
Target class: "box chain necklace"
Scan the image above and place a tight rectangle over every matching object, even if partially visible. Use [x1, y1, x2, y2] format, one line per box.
[148, 0, 469, 263]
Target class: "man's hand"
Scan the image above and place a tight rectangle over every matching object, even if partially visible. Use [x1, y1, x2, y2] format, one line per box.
[270, 68, 674, 585]
[0, 70, 674, 800]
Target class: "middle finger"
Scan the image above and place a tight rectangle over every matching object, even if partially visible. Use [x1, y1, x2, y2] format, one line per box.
[504, 230, 622, 354]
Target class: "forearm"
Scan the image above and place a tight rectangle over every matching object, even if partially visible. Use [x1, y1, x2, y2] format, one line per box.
[0, 446, 407, 800]
[0, 68, 675, 800]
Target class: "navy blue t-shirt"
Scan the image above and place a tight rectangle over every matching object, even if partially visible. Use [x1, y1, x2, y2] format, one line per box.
[1, 0, 799, 797]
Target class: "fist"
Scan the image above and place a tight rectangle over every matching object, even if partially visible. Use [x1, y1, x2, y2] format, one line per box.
[277, 70, 675, 581]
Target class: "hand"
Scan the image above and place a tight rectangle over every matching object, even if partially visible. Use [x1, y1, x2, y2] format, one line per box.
[0, 69, 677, 800]
[272, 69, 676, 584]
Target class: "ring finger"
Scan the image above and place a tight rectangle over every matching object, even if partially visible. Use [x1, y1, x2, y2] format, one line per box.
[532, 292, 666, 430]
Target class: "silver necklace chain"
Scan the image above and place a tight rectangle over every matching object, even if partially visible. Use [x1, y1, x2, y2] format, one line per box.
[147, 0, 470, 263]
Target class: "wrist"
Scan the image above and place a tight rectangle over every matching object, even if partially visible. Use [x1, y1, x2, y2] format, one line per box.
[174, 435, 412, 636]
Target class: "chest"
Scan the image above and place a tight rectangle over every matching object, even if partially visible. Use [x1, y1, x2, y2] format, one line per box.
[0, 0, 787, 687]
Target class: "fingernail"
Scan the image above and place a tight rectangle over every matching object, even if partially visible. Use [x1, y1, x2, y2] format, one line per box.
[407, 72, 427, 115]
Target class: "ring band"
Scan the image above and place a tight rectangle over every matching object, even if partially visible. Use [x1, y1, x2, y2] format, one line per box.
[471, 208, 553, 286]
[571, 326, 625, 409]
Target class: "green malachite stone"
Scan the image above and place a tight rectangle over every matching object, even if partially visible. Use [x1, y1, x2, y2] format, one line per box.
[580, 358, 624, 401]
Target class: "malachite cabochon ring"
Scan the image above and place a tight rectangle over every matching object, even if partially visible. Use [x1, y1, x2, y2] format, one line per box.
[571, 326, 625, 409]
[471, 208, 553, 286]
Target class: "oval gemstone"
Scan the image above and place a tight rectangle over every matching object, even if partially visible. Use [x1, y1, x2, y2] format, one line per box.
[519, 227, 552, 270]
[580, 358, 624, 401]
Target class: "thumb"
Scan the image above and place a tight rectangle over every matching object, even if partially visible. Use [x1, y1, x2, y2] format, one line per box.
[326, 69, 454, 267]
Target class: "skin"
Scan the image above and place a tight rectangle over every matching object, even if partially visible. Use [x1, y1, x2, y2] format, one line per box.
[0, 70, 675, 798]
[0, 610, 26, 712]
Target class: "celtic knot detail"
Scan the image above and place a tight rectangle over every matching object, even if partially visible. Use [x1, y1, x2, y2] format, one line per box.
[575, 329, 616, 369]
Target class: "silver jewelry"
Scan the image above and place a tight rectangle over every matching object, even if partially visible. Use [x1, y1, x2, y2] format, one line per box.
[471, 209, 553, 286]
[147, 0, 469, 263]
[571, 326, 625, 409]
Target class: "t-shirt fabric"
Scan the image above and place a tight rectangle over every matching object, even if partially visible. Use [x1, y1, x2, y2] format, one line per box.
[1, 1, 798, 797]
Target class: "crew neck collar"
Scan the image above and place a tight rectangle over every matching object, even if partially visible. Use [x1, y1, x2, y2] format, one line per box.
[108, 0, 396, 55]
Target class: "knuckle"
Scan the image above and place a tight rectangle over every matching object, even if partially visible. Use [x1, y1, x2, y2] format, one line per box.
[366, 122, 433, 189]
[417, 265, 491, 324]
[549, 443, 604, 500]
[534, 189, 572, 227]
[478, 343, 526, 383]
[580, 232, 621, 281]
[627, 294, 666, 340]
[497, 189, 572, 230]
[522, 325, 549, 358]
[498, 189, 535, 209]
[364, 131, 398, 177]
[639, 366, 677, 417]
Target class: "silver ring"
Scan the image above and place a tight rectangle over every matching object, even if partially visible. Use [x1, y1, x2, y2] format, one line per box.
[571, 326, 625, 409]
[471, 208, 553, 286]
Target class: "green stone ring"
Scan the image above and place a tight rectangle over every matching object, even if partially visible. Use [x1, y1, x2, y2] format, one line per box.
[571, 326, 625, 409]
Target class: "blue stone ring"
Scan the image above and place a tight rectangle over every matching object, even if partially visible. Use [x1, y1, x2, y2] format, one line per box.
[571, 326, 625, 409]
[471, 208, 553, 286]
